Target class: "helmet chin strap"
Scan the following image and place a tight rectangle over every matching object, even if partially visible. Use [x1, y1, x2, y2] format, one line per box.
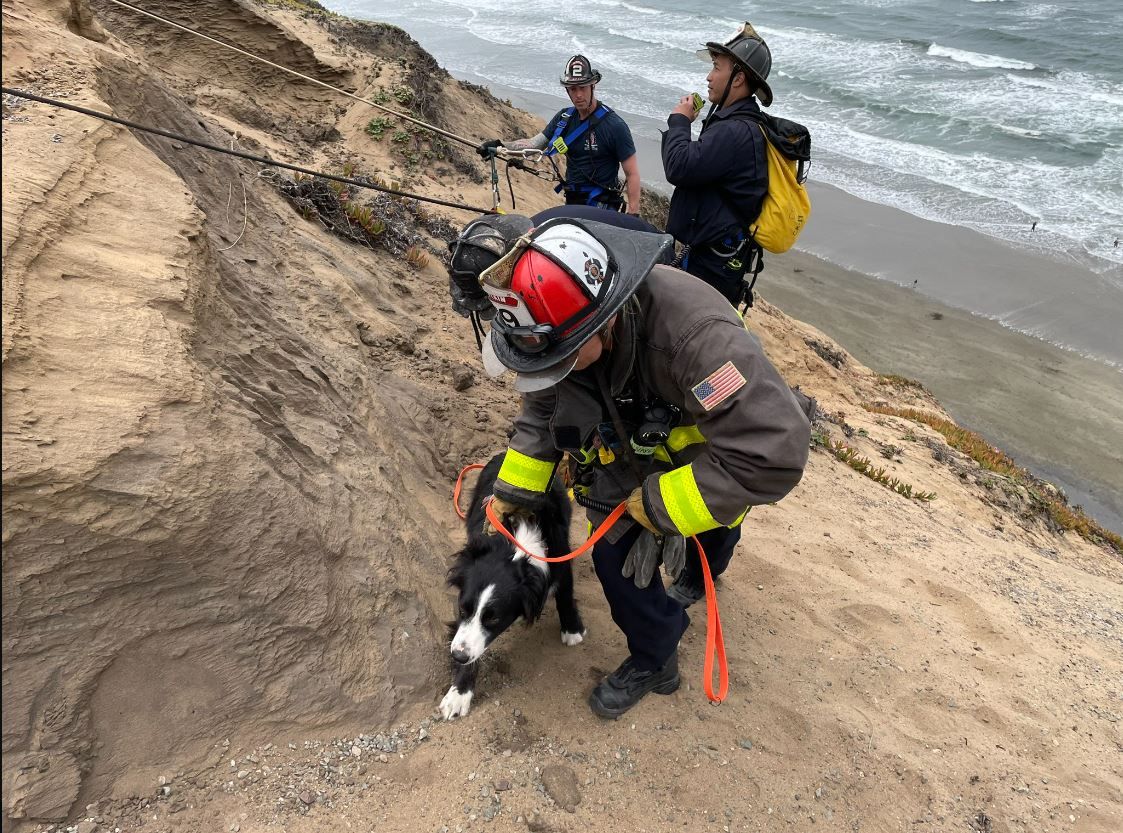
[701, 69, 738, 132]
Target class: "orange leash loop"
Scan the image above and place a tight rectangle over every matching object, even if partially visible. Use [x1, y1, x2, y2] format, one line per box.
[484, 496, 629, 563]
[452, 463, 485, 520]
[694, 535, 728, 704]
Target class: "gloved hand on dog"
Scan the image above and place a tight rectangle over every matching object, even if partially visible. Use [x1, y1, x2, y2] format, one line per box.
[621, 487, 688, 589]
[476, 138, 504, 160]
[483, 494, 534, 537]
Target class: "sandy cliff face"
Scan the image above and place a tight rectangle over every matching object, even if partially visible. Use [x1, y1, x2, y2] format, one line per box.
[2, 0, 544, 822]
[3, 2, 1120, 831]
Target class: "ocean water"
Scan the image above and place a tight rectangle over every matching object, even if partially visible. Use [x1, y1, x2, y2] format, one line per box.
[326, 0, 1123, 361]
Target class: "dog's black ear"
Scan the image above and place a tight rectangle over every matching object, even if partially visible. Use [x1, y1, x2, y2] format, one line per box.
[519, 563, 549, 623]
[446, 555, 467, 589]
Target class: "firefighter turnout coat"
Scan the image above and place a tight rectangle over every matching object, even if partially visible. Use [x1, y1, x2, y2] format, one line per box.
[492, 265, 811, 540]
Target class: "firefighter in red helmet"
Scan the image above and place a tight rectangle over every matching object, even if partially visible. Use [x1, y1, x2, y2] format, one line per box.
[460, 215, 812, 718]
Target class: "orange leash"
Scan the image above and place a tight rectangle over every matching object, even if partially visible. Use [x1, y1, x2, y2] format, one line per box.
[455, 464, 728, 704]
[452, 463, 485, 520]
[695, 536, 728, 703]
[484, 496, 628, 563]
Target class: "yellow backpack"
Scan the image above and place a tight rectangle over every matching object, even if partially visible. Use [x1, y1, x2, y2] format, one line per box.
[727, 112, 812, 254]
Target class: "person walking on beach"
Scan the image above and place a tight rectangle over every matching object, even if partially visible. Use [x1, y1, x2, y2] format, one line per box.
[661, 23, 774, 306]
[447, 215, 811, 716]
[477, 55, 641, 214]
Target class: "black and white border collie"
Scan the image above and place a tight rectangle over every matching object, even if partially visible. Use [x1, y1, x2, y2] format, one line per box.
[440, 452, 586, 720]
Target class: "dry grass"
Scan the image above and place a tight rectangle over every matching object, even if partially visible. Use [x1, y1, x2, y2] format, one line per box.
[875, 373, 931, 395]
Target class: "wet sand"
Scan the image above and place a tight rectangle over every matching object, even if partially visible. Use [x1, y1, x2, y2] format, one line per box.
[762, 248, 1123, 533]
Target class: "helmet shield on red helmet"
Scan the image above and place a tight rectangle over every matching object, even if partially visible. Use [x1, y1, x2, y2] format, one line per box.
[480, 218, 673, 391]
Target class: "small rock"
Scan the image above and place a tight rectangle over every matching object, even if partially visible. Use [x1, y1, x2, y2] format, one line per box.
[236, 770, 249, 779]
[351, 746, 362, 758]
[495, 779, 512, 791]
[738, 739, 753, 750]
[451, 366, 474, 391]
[299, 791, 315, 806]
[419, 728, 429, 741]
[76, 822, 99, 833]
[541, 763, 582, 813]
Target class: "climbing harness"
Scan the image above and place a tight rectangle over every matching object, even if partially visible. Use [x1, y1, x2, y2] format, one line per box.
[454, 463, 729, 704]
[1, 88, 494, 215]
[542, 105, 625, 210]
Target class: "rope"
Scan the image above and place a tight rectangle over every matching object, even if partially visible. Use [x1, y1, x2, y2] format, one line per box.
[466, 473, 729, 704]
[1, 88, 493, 215]
[101, 0, 478, 149]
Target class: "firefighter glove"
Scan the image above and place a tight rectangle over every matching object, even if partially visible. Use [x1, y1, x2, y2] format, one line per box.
[625, 487, 660, 534]
[622, 530, 661, 589]
[476, 138, 504, 160]
[482, 495, 534, 537]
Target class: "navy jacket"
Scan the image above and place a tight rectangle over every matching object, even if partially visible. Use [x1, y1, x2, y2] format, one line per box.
[661, 98, 768, 247]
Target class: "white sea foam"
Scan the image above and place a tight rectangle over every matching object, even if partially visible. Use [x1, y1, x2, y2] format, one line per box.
[329, 0, 1123, 307]
[928, 44, 1036, 71]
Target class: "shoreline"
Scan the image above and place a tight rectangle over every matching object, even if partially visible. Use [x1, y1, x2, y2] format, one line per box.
[466, 73, 1123, 533]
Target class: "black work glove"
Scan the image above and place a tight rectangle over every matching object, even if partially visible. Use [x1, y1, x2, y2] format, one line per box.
[449, 277, 494, 319]
[622, 532, 688, 589]
[476, 139, 504, 160]
[662, 535, 687, 581]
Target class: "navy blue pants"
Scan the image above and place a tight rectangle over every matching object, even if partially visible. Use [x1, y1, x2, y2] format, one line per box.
[684, 247, 744, 306]
[592, 523, 742, 671]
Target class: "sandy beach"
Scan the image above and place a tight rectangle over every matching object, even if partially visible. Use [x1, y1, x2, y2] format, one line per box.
[454, 74, 1123, 533]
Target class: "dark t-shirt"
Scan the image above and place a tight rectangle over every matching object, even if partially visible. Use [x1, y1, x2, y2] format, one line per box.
[544, 104, 636, 192]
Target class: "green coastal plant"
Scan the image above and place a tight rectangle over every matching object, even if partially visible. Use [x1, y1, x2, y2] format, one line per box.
[818, 436, 936, 502]
[404, 244, 429, 268]
[865, 404, 1122, 554]
[365, 117, 392, 140]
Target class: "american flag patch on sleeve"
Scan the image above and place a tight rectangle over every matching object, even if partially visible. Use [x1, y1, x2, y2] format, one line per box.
[691, 361, 747, 411]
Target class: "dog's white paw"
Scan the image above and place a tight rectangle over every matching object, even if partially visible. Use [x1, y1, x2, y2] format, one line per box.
[439, 686, 473, 720]
[560, 629, 586, 647]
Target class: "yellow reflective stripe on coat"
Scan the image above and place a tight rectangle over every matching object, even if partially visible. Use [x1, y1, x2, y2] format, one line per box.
[498, 449, 554, 493]
[658, 464, 719, 536]
[653, 425, 706, 462]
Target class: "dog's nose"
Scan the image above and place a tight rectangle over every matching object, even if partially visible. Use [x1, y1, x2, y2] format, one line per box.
[451, 647, 470, 664]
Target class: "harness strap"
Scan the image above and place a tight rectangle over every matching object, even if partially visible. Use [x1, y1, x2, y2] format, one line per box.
[546, 104, 623, 206]
[544, 104, 610, 158]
